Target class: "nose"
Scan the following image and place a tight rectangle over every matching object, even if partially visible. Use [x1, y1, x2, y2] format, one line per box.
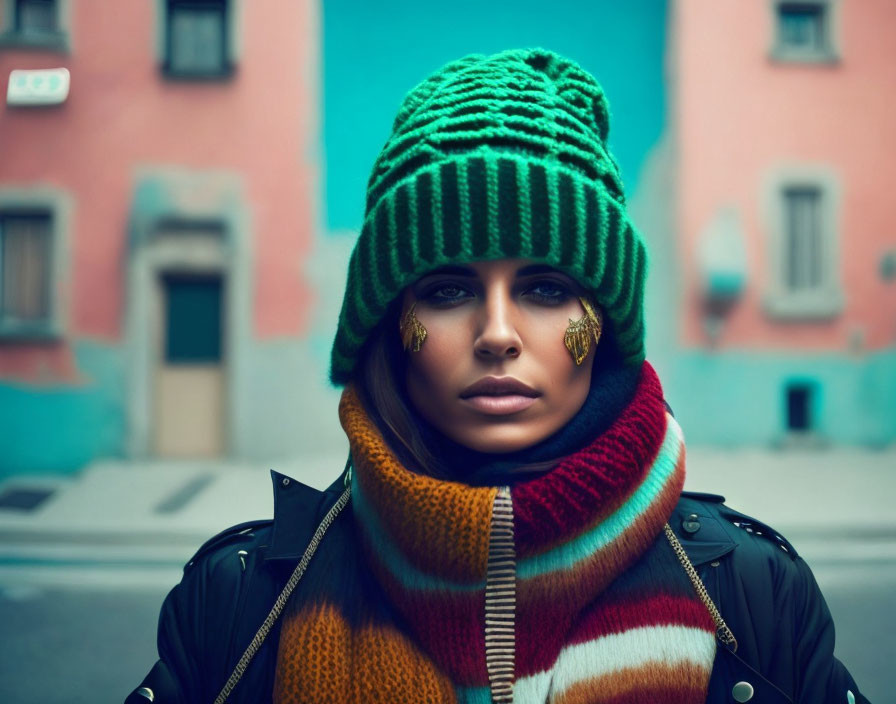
[473, 290, 522, 360]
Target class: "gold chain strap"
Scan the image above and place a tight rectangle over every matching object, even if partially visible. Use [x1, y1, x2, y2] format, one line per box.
[663, 522, 738, 652]
[213, 485, 352, 704]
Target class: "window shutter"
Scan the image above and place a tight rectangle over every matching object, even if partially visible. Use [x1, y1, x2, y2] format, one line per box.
[0, 215, 52, 323]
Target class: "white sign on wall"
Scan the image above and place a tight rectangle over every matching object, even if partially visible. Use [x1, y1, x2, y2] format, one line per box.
[6, 68, 70, 106]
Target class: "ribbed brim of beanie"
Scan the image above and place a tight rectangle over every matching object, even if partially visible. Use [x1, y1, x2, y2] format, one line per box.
[330, 48, 648, 386]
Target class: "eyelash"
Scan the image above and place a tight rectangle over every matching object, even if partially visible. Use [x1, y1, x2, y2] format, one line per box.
[524, 280, 572, 305]
[418, 280, 573, 307]
[419, 283, 473, 306]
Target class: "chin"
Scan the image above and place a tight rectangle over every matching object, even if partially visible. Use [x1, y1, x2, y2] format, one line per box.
[452, 425, 547, 454]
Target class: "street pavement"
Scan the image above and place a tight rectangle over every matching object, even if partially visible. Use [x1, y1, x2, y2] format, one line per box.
[0, 453, 345, 588]
[0, 448, 893, 702]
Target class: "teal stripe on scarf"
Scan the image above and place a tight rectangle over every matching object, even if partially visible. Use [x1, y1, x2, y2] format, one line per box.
[455, 686, 493, 704]
[517, 414, 682, 580]
[352, 476, 487, 593]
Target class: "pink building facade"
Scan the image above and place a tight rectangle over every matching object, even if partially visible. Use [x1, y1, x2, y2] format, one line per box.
[646, 0, 896, 445]
[0, 0, 334, 475]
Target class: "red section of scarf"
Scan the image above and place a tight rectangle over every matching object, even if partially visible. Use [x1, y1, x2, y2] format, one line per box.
[512, 362, 667, 554]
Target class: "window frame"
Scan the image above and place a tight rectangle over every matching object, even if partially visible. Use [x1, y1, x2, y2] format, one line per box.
[158, 0, 236, 80]
[761, 165, 843, 320]
[0, 188, 69, 341]
[769, 0, 840, 64]
[0, 0, 70, 53]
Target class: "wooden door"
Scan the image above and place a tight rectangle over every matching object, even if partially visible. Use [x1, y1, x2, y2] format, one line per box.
[153, 272, 225, 457]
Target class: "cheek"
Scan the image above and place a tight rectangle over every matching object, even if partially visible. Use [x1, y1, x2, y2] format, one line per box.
[530, 320, 576, 375]
[412, 328, 463, 386]
[529, 321, 593, 405]
[407, 354, 443, 397]
[405, 326, 469, 411]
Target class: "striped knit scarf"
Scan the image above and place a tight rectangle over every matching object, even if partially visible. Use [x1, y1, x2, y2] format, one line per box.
[274, 363, 715, 703]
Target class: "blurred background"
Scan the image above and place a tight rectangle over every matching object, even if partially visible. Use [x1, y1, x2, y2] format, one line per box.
[0, 0, 893, 701]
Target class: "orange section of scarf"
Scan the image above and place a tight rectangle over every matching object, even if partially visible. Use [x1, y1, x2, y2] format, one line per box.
[273, 602, 456, 704]
[338, 386, 497, 582]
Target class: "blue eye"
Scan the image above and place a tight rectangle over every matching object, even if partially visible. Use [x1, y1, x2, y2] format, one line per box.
[421, 283, 473, 306]
[525, 280, 571, 304]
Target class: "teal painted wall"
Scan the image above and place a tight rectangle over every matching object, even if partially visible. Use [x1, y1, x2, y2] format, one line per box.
[0, 336, 349, 479]
[666, 350, 896, 447]
[0, 342, 125, 476]
[322, 0, 668, 232]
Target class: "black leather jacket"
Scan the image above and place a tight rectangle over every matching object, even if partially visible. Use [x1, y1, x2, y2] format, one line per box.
[126, 471, 869, 704]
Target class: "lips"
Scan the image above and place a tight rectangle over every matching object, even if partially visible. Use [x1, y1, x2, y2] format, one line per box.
[459, 377, 540, 415]
[460, 377, 539, 398]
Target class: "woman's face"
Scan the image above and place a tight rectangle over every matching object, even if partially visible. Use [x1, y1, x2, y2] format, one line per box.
[403, 259, 595, 454]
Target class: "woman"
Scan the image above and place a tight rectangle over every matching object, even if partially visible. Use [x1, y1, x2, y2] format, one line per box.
[127, 49, 868, 703]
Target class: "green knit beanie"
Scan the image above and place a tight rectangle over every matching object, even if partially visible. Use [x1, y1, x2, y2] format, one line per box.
[330, 48, 648, 385]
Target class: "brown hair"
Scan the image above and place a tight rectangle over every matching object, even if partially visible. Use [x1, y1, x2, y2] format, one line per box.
[354, 302, 455, 478]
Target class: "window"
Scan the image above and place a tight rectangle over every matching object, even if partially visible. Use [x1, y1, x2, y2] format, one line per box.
[0, 0, 68, 51]
[0, 212, 52, 328]
[779, 4, 825, 50]
[782, 186, 822, 293]
[16, 0, 57, 33]
[163, 273, 224, 364]
[771, 0, 839, 63]
[785, 383, 813, 432]
[763, 168, 842, 319]
[163, 0, 231, 78]
[0, 188, 68, 340]
[783, 381, 822, 439]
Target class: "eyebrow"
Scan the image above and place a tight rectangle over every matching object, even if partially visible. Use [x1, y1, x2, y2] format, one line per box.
[516, 264, 563, 277]
[417, 265, 477, 278]
[415, 263, 573, 281]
